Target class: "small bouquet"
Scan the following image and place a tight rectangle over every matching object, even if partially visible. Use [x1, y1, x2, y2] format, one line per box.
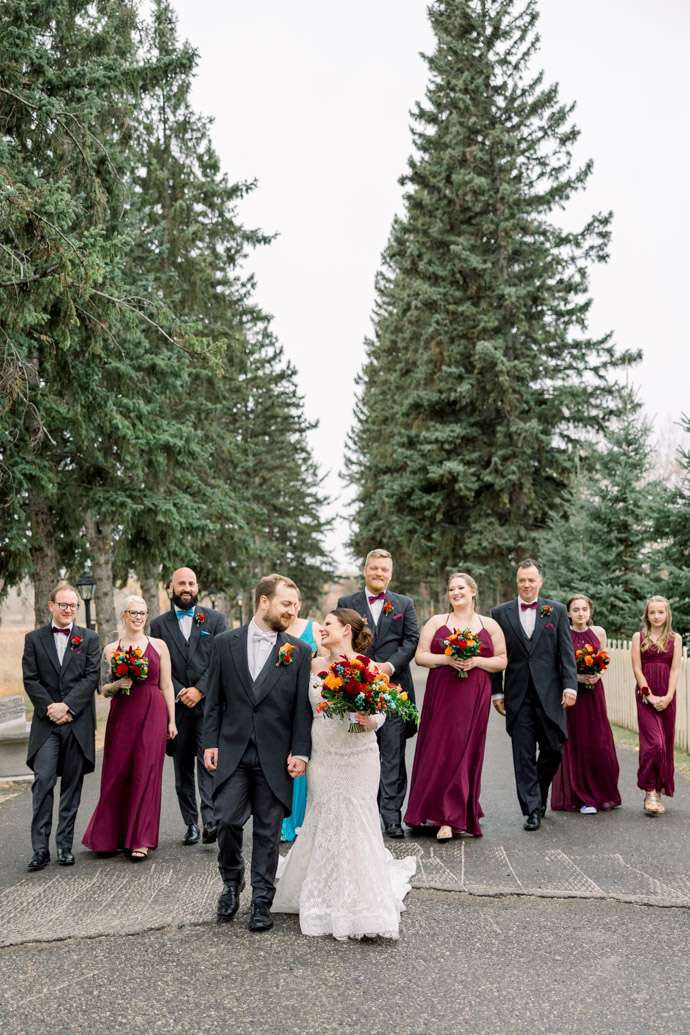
[575, 643, 610, 682]
[111, 647, 149, 695]
[442, 628, 482, 679]
[316, 654, 418, 733]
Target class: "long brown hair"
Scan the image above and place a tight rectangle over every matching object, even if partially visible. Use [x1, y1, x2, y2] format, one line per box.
[566, 594, 594, 627]
[328, 608, 373, 653]
[641, 595, 673, 653]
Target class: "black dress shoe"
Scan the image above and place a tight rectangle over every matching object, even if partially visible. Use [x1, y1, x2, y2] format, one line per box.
[28, 850, 50, 871]
[540, 804, 547, 818]
[182, 823, 200, 845]
[57, 848, 75, 866]
[524, 809, 541, 831]
[201, 822, 218, 845]
[384, 823, 405, 839]
[248, 902, 273, 932]
[217, 879, 245, 921]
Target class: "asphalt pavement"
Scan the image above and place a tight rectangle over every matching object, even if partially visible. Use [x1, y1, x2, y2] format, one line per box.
[1, 667, 688, 1034]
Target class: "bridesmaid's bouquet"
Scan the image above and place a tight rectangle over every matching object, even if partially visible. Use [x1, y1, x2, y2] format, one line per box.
[316, 655, 418, 733]
[575, 643, 610, 681]
[442, 628, 482, 679]
[111, 647, 149, 695]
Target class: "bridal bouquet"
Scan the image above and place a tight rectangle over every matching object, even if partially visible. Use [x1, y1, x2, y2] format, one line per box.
[316, 654, 418, 733]
[111, 647, 149, 695]
[575, 643, 610, 681]
[442, 628, 482, 679]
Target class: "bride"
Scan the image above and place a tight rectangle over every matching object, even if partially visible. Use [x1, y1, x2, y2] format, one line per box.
[272, 607, 416, 940]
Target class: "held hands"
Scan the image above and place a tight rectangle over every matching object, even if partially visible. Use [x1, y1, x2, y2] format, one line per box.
[204, 748, 218, 772]
[116, 677, 133, 692]
[492, 698, 506, 717]
[179, 687, 203, 708]
[562, 691, 577, 708]
[167, 722, 178, 740]
[651, 695, 670, 712]
[287, 754, 306, 778]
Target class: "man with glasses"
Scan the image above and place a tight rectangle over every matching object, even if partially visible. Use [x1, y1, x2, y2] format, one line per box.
[22, 582, 101, 869]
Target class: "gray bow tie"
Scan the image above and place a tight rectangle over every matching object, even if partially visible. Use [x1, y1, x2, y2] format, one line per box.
[252, 629, 275, 643]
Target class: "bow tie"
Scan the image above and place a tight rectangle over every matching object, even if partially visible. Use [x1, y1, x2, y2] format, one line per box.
[52, 627, 70, 636]
[176, 609, 195, 619]
[520, 602, 538, 611]
[251, 628, 276, 642]
[368, 592, 385, 603]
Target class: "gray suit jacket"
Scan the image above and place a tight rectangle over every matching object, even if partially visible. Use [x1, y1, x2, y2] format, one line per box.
[150, 606, 226, 719]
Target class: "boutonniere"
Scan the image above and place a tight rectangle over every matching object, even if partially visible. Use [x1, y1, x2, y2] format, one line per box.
[540, 605, 552, 618]
[382, 601, 394, 615]
[70, 636, 83, 651]
[276, 642, 298, 667]
[195, 611, 206, 627]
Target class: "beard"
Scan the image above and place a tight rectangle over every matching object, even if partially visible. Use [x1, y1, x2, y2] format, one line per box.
[172, 591, 199, 609]
[266, 612, 290, 633]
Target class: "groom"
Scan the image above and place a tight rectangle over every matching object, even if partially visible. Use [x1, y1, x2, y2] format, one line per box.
[203, 574, 312, 931]
[491, 559, 577, 831]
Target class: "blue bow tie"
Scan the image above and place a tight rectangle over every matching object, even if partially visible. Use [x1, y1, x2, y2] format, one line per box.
[176, 608, 195, 619]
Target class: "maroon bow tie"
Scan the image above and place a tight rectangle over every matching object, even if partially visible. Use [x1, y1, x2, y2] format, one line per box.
[520, 602, 538, 611]
[368, 592, 385, 603]
[52, 627, 70, 635]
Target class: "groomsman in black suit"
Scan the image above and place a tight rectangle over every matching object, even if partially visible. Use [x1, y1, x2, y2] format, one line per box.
[338, 549, 420, 839]
[490, 559, 578, 831]
[203, 574, 312, 931]
[150, 567, 226, 847]
[22, 582, 101, 869]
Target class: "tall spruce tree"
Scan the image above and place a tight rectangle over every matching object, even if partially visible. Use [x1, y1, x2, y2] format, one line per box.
[347, 0, 637, 605]
[656, 415, 690, 643]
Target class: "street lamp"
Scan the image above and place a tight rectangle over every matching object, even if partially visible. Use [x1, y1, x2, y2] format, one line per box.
[208, 586, 218, 610]
[76, 570, 95, 630]
[235, 593, 244, 626]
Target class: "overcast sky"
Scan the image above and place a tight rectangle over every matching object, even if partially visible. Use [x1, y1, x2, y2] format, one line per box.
[171, 0, 690, 569]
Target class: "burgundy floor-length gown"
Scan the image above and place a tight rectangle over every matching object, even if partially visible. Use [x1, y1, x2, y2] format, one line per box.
[551, 628, 621, 812]
[404, 625, 493, 837]
[83, 641, 168, 852]
[636, 635, 676, 797]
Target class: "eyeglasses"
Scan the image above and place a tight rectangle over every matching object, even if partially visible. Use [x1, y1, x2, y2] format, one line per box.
[55, 603, 79, 611]
[125, 611, 148, 619]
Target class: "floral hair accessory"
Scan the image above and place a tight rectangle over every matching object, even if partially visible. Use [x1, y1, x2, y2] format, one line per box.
[70, 635, 83, 650]
[540, 605, 553, 618]
[276, 642, 298, 667]
[195, 611, 206, 627]
[382, 601, 394, 615]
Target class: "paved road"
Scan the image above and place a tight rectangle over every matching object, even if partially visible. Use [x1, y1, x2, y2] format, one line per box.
[1, 667, 688, 1033]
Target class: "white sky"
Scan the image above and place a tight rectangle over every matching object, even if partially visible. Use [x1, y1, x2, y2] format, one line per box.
[171, 0, 690, 569]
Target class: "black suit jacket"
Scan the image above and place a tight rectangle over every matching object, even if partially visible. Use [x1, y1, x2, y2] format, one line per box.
[202, 625, 313, 812]
[337, 589, 419, 697]
[22, 623, 101, 772]
[490, 597, 577, 735]
[150, 606, 226, 721]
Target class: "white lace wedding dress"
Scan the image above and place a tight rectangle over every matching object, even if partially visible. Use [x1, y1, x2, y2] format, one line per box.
[272, 678, 416, 940]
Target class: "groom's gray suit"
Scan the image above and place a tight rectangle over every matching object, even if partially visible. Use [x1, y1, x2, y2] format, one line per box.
[203, 624, 312, 906]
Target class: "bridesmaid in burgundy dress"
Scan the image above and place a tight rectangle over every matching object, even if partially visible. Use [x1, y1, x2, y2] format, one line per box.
[631, 596, 682, 816]
[83, 595, 177, 860]
[551, 595, 621, 814]
[404, 573, 506, 840]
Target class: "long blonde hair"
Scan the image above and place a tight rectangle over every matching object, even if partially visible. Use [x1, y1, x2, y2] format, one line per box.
[447, 572, 478, 612]
[641, 595, 673, 653]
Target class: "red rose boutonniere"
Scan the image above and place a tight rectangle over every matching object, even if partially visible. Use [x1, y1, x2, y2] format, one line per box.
[195, 611, 206, 627]
[382, 601, 394, 615]
[70, 636, 83, 651]
[540, 605, 553, 619]
[277, 642, 298, 667]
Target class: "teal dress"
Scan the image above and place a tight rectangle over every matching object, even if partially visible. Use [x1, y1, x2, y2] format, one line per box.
[281, 620, 317, 842]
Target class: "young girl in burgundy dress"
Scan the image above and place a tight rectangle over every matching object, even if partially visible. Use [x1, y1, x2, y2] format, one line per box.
[631, 596, 682, 815]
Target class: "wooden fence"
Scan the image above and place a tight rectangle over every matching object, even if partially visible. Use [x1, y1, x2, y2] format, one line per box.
[604, 639, 689, 753]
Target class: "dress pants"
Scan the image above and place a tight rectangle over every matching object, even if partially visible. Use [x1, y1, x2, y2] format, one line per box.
[173, 700, 215, 827]
[214, 741, 284, 907]
[509, 680, 564, 815]
[377, 713, 407, 826]
[31, 725, 86, 851]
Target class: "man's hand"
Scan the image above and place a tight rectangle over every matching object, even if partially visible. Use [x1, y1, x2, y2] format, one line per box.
[562, 691, 577, 708]
[204, 748, 218, 771]
[287, 754, 306, 778]
[47, 702, 70, 723]
[492, 698, 506, 716]
[377, 662, 393, 678]
[179, 687, 203, 708]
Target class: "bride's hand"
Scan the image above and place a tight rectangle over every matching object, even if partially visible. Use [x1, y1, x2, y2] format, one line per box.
[354, 712, 378, 731]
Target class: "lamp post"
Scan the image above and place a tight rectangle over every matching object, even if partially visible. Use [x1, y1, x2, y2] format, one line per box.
[76, 569, 95, 630]
[208, 586, 217, 611]
[235, 593, 244, 627]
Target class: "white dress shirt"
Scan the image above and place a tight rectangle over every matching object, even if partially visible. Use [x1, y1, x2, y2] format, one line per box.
[367, 593, 385, 626]
[247, 620, 278, 682]
[518, 598, 538, 638]
[53, 622, 73, 664]
[175, 607, 194, 641]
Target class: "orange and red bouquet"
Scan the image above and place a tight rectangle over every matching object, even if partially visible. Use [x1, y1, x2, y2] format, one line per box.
[575, 643, 610, 680]
[442, 628, 482, 679]
[316, 654, 418, 733]
[111, 647, 149, 695]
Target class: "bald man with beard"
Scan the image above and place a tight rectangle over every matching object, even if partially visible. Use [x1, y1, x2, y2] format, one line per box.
[151, 568, 226, 845]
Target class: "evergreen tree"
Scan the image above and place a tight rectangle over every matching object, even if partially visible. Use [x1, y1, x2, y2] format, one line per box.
[656, 415, 690, 643]
[347, 0, 637, 605]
